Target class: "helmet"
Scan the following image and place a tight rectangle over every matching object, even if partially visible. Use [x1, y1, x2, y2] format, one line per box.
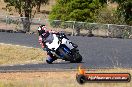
[38, 25, 50, 38]
[38, 25, 47, 35]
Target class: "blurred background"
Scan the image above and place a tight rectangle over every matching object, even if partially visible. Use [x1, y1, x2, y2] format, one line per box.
[0, 0, 131, 38]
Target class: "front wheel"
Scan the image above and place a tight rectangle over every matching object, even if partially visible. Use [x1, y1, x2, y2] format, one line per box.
[70, 52, 82, 63]
[75, 53, 82, 63]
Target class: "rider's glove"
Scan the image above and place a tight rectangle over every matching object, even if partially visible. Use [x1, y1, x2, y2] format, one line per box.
[59, 31, 65, 36]
[58, 31, 64, 38]
[58, 31, 69, 40]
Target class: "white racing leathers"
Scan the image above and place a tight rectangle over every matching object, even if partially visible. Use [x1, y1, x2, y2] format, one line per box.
[45, 34, 74, 51]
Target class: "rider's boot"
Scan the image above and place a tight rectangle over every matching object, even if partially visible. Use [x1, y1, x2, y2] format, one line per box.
[46, 53, 57, 64]
[46, 56, 54, 64]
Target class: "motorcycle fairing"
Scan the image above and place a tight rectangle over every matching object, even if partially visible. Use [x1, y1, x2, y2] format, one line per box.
[46, 34, 74, 50]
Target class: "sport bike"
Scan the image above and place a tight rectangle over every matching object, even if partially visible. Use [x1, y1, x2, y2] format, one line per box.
[45, 33, 82, 64]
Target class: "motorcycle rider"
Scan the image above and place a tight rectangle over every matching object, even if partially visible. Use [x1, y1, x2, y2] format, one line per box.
[38, 25, 78, 64]
[38, 25, 60, 64]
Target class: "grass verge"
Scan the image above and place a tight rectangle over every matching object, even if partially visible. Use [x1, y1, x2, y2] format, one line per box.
[0, 69, 131, 87]
[0, 43, 46, 65]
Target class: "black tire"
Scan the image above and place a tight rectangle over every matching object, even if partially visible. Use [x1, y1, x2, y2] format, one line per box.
[58, 48, 82, 63]
[76, 74, 86, 84]
[70, 52, 82, 63]
[75, 53, 82, 63]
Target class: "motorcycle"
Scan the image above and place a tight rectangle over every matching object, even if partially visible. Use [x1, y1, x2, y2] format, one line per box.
[45, 33, 82, 64]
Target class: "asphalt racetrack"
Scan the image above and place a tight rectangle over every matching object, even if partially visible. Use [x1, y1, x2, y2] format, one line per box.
[0, 32, 132, 71]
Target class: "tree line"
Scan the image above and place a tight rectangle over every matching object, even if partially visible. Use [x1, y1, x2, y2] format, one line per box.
[4, 0, 132, 32]
[50, 0, 132, 25]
